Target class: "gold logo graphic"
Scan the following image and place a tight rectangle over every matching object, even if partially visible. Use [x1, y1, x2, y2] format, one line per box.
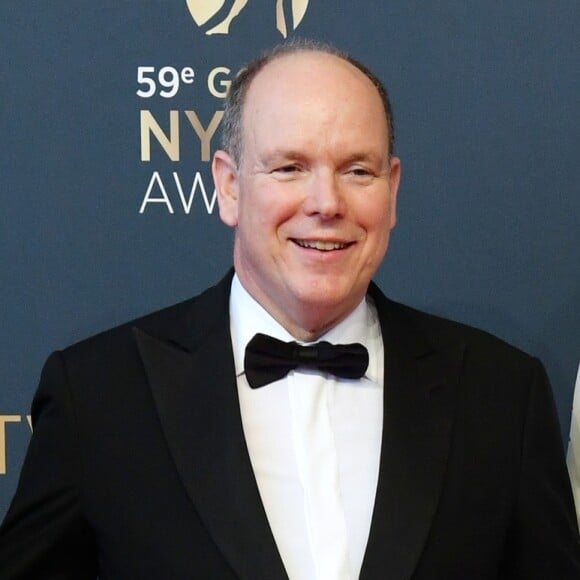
[186, 0, 309, 38]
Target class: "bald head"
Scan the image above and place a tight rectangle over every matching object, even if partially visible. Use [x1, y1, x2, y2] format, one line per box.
[220, 41, 395, 165]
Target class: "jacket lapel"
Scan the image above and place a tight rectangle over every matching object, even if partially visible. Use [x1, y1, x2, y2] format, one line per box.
[360, 285, 464, 580]
[134, 273, 288, 580]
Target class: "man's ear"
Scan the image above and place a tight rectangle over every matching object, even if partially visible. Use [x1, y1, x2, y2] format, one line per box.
[388, 156, 401, 229]
[212, 150, 240, 227]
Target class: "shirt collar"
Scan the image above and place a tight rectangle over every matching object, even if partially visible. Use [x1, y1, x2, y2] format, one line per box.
[229, 274, 380, 383]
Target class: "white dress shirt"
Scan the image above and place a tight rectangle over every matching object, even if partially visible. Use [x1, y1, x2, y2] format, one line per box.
[230, 275, 384, 580]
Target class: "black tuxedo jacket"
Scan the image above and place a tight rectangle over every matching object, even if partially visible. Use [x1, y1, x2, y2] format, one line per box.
[1, 272, 579, 579]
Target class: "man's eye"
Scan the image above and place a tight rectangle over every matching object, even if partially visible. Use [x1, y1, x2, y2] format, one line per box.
[349, 167, 373, 178]
[271, 165, 301, 178]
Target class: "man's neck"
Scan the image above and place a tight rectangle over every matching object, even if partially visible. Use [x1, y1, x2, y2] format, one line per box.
[231, 273, 369, 344]
[233, 278, 366, 343]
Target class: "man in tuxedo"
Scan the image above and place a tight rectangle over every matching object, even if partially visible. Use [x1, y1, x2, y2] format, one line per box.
[1, 42, 579, 579]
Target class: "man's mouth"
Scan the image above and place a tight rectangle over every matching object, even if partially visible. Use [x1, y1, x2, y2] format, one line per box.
[292, 239, 351, 251]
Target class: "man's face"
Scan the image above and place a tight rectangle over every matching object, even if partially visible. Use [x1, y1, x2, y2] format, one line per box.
[214, 52, 400, 340]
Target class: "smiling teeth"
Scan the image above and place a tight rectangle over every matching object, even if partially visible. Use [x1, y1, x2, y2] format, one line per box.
[296, 240, 347, 251]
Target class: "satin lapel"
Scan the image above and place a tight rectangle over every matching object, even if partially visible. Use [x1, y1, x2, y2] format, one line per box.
[133, 277, 288, 580]
[361, 286, 464, 580]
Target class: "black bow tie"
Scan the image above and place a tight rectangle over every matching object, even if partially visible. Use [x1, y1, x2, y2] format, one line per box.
[244, 333, 369, 389]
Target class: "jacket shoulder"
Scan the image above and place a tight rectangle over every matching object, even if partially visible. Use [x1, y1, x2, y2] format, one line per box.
[59, 271, 233, 361]
[370, 284, 537, 367]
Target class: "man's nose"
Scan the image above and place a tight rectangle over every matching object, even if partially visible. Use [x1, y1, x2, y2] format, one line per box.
[302, 170, 345, 218]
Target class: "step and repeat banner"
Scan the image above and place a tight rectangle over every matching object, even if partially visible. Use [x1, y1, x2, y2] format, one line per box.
[1, 1, 579, 519]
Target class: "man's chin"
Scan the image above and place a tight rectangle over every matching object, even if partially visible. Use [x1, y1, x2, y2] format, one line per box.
[289, 290, 362, 329]
[291, 278, 365, 307]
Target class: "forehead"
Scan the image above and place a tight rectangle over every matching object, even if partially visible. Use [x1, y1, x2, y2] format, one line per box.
[241, 52, 388, 146]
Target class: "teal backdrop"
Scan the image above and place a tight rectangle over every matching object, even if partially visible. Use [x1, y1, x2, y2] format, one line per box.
[1, 1, 579, 519]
